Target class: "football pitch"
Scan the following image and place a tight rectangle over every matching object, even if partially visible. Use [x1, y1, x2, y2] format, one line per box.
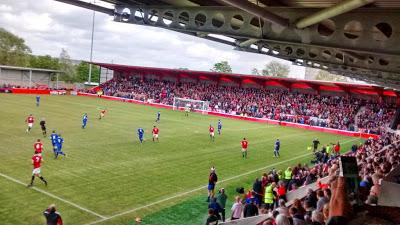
[0, 94, 362, 225]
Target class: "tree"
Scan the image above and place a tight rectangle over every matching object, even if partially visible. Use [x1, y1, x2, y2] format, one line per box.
[314, 70, 348, 82]
[262, 61, 290, 77]
[29, 55, 60, 70]
[211, 61, 232, 73]
[58, 48, 77, 82]
[177, 67, 189, 70]
[251, 68, 260, 75]
[76, 61, 100, 83]
[0, 28, 31, 66]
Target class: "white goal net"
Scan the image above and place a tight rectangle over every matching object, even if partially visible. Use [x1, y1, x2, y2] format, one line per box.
[172, 97, 209, 114]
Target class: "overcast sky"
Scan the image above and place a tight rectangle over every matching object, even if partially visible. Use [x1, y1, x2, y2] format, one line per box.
[0, 0, 305, 78]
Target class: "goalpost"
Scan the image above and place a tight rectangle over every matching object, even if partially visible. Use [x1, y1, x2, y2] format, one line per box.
[172, 97, 210, 114]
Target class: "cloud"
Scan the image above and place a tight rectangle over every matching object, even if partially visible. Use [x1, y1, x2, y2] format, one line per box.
[0, 0, 304, 77]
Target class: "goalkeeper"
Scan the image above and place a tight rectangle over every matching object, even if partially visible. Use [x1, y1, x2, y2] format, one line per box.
[185, 103, 190, 117]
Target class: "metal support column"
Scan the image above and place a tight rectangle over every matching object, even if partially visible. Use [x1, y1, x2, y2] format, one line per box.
[56, 73, 59, 89]
[29, 70, 32, 88]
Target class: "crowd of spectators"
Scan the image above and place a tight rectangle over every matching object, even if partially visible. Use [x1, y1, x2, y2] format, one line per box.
[205, 131, 400, 225]
[356, 103, 397, 134]
[96, 76, 396, 133]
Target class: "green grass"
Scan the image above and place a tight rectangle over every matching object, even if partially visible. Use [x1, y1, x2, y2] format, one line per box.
[0, 94, 362, 225]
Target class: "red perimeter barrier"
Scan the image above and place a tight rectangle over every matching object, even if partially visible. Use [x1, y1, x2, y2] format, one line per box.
[12, 88, 50, 94]
[77, 92, 379, 139]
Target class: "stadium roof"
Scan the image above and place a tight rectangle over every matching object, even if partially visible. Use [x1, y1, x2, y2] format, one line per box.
[93, 62, 399, 97]
[56, 0, 400, 89]
[0, 65, 61, 73]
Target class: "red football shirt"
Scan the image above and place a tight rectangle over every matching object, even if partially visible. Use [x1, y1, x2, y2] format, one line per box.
[209, 127, 214, 133]
[101, 110, 106, 114]
[334, 144, 340, 153]
[32, 155, 42, 168]
[33, 142, 43, 153]
[241, 140, 248, 149]
[26, 116, 34, 123]
[152, 128, 159, 134]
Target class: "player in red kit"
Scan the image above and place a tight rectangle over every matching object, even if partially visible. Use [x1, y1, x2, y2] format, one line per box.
[209, 125, 215, 141]
[34, 139, 44, 155]
[25, 114, 34, 133]
[27, 152, 48, 187]
[152, 126, 159, 142]
[241, 138, 248, 159]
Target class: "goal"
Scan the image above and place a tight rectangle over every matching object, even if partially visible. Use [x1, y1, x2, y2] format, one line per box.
[172, 97, 209, 114]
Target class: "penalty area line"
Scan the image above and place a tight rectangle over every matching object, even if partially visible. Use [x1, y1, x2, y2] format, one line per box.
[0, 172, 107, 220]
[86, 137, 360, 225]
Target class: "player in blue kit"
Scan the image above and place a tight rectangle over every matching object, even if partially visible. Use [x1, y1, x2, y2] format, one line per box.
[36, 95, 40, 107]
[155, 111, 160, 123]
[55, 134, 66, 158]
[137, 128, 144, 144]
[217, 120, 222, 135]
[82, 113, 88, 129]
[274, 139, 280, 158]
[50, 131, 58, 157]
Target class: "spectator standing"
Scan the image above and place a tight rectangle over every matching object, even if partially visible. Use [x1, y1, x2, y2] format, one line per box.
[284, 167, 293, 189]
[207, 167, 218, 202]
[205, 208, 219, 225]
[264, 182, 276, 210]
[208, 198, 221, 220]
[43, 204, 63, 225]
[243, 199, 259, 218]
[230, 196, 243, 220]
[216, 188, 227, 222]
[313, 138, 320, 152]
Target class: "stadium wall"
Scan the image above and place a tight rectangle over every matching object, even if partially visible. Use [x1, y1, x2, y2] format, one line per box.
[76, 92, 379, 139]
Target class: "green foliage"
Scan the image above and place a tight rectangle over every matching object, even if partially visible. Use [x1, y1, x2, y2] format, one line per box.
[76, 61, 100, 83]
[262, 61, 290, 77]
[0, 28, 32, 66]
[315, 70, 349, 82]
[251, 68, 260, 75]
[0, 95, 361, 225]
[211, 61, 232, 73]
[28, 55, 60, 70]
[58, 48, 77, 83]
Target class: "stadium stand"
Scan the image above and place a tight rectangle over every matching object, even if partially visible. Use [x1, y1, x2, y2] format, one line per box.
[216, 131, 400, 225]
[93, 74, 397, 134]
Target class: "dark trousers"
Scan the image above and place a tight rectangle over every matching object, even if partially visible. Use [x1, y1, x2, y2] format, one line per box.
[220, 208, 225, 222]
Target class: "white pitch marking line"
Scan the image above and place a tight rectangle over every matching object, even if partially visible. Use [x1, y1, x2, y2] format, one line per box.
[86, 137, 360, 225]
[0, 172, 107, 220]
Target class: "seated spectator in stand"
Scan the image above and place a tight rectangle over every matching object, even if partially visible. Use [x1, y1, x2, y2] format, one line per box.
[275, 199, 290, 217]
[290, 206, 306, 225]
[276, 214, 291, 225]
[316, 190, 329, 212]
